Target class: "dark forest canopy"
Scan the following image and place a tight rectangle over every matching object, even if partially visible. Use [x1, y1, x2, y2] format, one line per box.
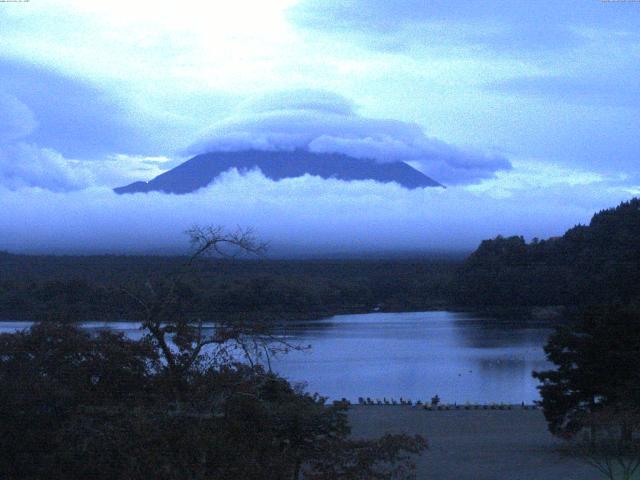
[452, 198, 640, 308]
[0, 254, 461, 322]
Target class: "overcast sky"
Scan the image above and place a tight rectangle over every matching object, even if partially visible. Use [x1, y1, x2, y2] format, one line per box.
[0, 1, 638, 254]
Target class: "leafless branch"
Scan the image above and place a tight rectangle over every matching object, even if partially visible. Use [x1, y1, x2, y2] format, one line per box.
[185, 225, 267, 265]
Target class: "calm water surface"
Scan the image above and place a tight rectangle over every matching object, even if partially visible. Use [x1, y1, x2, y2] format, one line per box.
[0, 311, 552, 404]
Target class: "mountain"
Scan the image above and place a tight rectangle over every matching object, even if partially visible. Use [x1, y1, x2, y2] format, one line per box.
[114, 150, 442, 194]
[451, 198, 640, 308]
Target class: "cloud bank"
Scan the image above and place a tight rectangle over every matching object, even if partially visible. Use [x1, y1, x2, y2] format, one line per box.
[189, 89, 511, 185]
[0, 59, 160, 158]
[0, 86, 94, 191]
[0, 169, 634, 256]
[0, 62, 175, 192]
[0, 141, 173, 192]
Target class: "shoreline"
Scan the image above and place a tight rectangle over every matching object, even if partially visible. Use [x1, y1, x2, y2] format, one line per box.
[0, 304, 564, 324]
[346, 400, 541, 410]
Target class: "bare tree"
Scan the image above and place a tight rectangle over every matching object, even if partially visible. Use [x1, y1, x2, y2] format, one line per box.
[122, 226, 295, 403]
[186, 225, 267, 262]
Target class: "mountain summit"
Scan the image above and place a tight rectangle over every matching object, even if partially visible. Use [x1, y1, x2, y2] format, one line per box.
[114, 150, 442, 194]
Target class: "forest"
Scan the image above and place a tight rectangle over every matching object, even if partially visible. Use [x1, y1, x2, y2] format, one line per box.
[0, 252, 461, 322]
[452, 198, 640, 310]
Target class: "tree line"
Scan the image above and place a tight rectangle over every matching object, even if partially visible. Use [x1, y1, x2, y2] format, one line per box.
[0, 252, 460, 323]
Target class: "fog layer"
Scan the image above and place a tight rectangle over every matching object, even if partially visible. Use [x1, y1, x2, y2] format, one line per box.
[1, 169, 631, 256]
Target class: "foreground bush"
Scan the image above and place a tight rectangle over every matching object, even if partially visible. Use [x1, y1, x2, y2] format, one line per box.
[0, 321, 425, 480]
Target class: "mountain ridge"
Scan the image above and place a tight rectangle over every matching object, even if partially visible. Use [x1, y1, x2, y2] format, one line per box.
[114, 149, 442, 194]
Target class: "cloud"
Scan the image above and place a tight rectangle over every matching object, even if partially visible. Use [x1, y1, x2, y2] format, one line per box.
[0, 91, 90, 191]
[189, 89, 511, 185]
[237, 89, 355, 116]
[466, 159, 619, 199]
[0, 143, 94, 192]
[0, 169, 633, 256]
[287, 0, 639, 54]
[0, 93, 37, 143]
[0, 58, 188, 158]
[0, 142, 175, 192]
[0, 71, 177, 192]
[485, 73, 640, 108]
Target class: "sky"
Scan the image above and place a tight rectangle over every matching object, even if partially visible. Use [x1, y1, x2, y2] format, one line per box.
[0, 0, 639, 255]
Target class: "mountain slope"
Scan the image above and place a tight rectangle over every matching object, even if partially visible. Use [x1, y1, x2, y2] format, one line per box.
[114, 150, 442, 194]
[451, 198, 640, 308]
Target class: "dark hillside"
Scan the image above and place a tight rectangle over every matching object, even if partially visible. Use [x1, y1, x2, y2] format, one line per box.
[452, 198, 640, 308]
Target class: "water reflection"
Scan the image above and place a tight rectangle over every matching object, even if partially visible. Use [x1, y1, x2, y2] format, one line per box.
[0, 311, 553, 404]
[270, 311, 552, 404]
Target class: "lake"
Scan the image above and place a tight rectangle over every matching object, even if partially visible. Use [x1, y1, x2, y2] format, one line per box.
[0, 311, 552, 404]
